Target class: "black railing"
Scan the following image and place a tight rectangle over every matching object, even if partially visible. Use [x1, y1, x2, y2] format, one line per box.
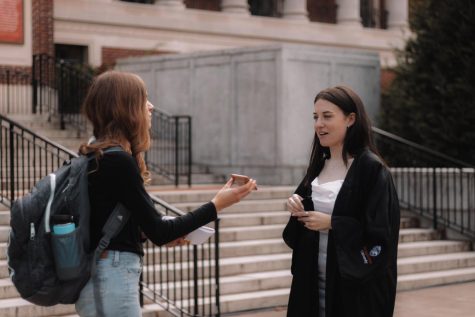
[0, 68, 32, 115]
[0, 114, 76, 207]
[146, 108, 192, 187]
[32, 54, 92, 135]
[1, 113, 219, 316]
[142, 195, 220, 317]
[373, 127, 475, 239]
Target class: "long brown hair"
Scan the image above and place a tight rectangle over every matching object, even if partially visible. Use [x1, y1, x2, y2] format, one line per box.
[79, 71, 151, 184]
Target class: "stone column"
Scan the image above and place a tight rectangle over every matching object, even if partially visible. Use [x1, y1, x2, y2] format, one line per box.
[282, 0, 309, 21]
[155, 0, 185, 10]
[386, 0, 408, 30]
[221, 0, 250, 15]
[336, 0, 362, 27]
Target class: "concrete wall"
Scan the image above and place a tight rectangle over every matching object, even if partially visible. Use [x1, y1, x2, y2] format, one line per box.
[117, 45, 380, 185]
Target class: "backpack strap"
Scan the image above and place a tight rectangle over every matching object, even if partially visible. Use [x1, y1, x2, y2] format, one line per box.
[90, 203, 130, 275]
[86, 146, 124, 162]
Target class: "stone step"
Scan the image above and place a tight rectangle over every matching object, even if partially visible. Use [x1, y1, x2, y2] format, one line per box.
[0, 208, 429, 230]
[0, 227, 9, 243]
[219, 224, 285, 242]
[0, 243, 6, 261]
[398, 252, 475, 275]
[0, 278, 18, 299]
[142, 238, 291, 265]
[398, 267, 475, 291]
[154, 287, 290, 314]
[145, 270, 292, 301]
[0, 295, 161, 317]
[218, 212, 289, 227]
[173, 199, 287, 213]
[0, 223, 440, 249]
[141, 253, 292, 283]
[1, 238, 468, 265]
[0, 297, 75, 317]
[151, 187, 294, 204]
[141, 250, 475, 283]
[398, 240, 471, 258]
[398, 228, 441, 243]
[0, 212, 9, 226]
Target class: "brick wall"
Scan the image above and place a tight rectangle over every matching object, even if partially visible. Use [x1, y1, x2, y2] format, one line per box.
[32, 0, 53, 56]
[100, 47, 171, 72]
[0, 65, 31, 85]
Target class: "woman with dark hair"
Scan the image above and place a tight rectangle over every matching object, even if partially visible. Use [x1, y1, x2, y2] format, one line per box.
[75, 71, 257, 317]
[283, 86, 400, 317]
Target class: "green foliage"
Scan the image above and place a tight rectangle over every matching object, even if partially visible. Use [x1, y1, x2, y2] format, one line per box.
[380, 0, 475, 165]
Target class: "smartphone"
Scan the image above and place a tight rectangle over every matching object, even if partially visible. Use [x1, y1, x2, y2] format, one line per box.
[231, 174, 258, 190]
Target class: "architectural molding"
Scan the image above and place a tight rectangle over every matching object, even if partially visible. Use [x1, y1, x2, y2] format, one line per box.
[54, 0, 405, 67]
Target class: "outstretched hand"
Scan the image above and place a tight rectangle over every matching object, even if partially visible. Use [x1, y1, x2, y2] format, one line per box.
[211, 178, 257, 212]
[165, 236, 190, 248]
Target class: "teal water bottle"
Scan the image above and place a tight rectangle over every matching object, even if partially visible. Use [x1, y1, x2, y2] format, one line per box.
[51, 215, 75, 234]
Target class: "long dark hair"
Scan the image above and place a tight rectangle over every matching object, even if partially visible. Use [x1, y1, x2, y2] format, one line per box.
[305, 86, 380, 185]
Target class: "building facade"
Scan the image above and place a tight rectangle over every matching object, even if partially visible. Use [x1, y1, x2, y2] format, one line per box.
[1, 0, 409, 73]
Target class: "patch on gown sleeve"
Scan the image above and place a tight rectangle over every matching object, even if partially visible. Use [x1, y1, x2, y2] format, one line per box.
[369, 245, 382, 257]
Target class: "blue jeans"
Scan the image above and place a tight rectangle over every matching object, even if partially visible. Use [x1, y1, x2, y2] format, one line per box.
[75, 251, 143, 317]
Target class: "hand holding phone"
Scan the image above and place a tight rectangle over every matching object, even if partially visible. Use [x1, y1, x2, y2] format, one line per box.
[231, 174, 258, 190]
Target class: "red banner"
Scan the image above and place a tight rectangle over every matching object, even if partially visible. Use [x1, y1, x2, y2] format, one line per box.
[0, 0, 24, 44]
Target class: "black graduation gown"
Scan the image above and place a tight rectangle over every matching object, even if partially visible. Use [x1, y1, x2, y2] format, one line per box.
[283, 149, 400, 317]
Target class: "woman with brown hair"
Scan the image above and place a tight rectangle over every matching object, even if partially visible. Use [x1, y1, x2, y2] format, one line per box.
[283, 86, 400, 317]
[75, 71, 256, 317]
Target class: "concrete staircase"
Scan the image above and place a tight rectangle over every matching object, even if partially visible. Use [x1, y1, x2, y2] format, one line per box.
[1, 186, 475, 316]
[145, 187, 475, 313]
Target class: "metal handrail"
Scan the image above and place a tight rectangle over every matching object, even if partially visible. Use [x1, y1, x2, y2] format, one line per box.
[32, 54, 92, 135]
[146, 108, 192, 187]
[140, 195, 221, 316]
[0, 113, 77, 207]
[1, 113, 218, 315]
[372, 127, 473, 168]
[373, 127, 475, 239]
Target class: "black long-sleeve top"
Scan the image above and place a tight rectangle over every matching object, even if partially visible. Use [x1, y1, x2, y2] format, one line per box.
[87, 150, 217, 256]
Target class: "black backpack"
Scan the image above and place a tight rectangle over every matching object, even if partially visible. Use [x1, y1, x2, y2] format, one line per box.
[7, 147, 130, 306]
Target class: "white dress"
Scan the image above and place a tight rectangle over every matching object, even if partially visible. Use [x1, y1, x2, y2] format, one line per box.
[311, 177, 344, 317]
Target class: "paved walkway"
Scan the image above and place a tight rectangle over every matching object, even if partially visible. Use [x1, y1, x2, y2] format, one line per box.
[227, 282, 475, 317]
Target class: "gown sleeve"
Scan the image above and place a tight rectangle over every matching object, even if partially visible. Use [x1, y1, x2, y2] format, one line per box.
[282, 176, 309, 249]
[331, 161, 400, 283]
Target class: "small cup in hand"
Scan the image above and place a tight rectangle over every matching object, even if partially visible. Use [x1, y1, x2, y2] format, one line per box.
[231, 174, 258, 190]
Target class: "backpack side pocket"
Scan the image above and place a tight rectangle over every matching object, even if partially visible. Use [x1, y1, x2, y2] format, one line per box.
[51, 226, 85, 281]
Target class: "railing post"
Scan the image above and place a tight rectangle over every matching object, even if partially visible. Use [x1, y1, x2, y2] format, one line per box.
[188, 117, 192, 187]
[432, 167, 438, 230]
[175, 116, 179, 187]
[193, 245, 199, 316]
[32, 56, 38, 114]
[214, 218, 221, 317]
[39, 55, 44, 114]
[139, 271, 144, 307]
[9, 121, 15, 204]
[59, 61, 66, 130]
[6, 70, 10, 113]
